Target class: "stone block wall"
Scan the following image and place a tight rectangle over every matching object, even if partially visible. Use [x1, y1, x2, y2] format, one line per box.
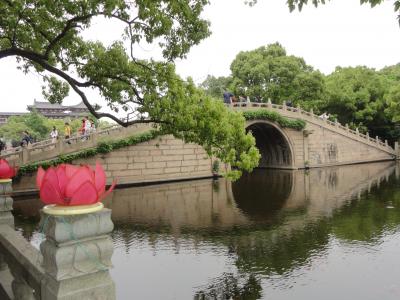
[74, 134, 213, 185]
[305, 123, 393, 167]
[258, 119, 394, 170]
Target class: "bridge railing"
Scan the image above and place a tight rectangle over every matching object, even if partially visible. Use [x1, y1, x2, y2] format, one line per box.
[1, 123, 121, 155]
[0, 101, 394, 163]
[0, 123, 152, 165]
[231, 101, 394, 153]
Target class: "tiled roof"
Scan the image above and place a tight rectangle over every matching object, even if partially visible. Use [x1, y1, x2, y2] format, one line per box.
[0, 112, 29, 116]
[70, 101, 88, 109]
[27, 100, 89, 111]
[28, 100, 65, 109]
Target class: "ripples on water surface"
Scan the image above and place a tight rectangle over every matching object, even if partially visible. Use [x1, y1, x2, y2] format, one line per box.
[12, 162, 400, 299]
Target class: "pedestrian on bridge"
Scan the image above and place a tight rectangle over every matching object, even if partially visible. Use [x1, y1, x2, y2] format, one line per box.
[78, 119, 86, 139]
[84, 116, 91, 135]
[223, 91, 234, 105]
[20, 131, 33, 148]
[50, 126, 58, 143]
[0, 138, 5, 154]
[64, 122, 71, 144]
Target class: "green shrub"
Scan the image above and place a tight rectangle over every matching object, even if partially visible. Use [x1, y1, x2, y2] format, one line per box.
[242, 110, 306, 131]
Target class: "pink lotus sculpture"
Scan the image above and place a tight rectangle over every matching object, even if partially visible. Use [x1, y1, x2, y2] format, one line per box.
[36, 163, 115, 206]
[0, 159, 17, 179]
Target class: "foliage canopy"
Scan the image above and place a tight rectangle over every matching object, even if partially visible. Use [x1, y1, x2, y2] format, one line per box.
[200, 43, 400, 143]
[229, 43, 325, 108]
[0, 0, 261, 178]
[247, 0, 400, 17]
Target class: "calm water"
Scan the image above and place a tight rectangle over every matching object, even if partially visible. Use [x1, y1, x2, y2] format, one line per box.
[12, 162, 400, 300]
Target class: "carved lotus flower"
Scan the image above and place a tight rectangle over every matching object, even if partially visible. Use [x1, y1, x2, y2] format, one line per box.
[0, 159, 17, 179]
[36, 163, 115, 206]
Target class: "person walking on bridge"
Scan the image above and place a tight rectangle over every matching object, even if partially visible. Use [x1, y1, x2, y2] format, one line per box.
[64, 122, 71, 144]
[50, 126, 58, 143]
[84, 116, 92, 137]
[20, 131, 32, 148]
[223, 91, 234, 105]
[0, 138, 5, 154]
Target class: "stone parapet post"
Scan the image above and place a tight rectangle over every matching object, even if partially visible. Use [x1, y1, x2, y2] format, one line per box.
[22, 148, 30, 164]
[39, 208, 115, 300]
[267, 98, 272, 108]
[297, 105, 301, 115]
[55, 139, 64, 154]
[0, 179, 13, 227]
[0, 179, 14, 286]
[91, 132, 98, 145]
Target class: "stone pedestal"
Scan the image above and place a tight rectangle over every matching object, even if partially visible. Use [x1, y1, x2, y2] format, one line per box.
[0, 179, 14, 227]
[39, 208, 116, 300]
[0, 179, 14, 272]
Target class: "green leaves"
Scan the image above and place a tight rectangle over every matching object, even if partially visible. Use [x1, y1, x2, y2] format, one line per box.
[0, 1, 264, 180]
[144, 79, 260, 180]
[42, 76, 70, 104]
[229, 43, 324, 107]
[0, 0, 211, 122]
[242, 110, 306, 130]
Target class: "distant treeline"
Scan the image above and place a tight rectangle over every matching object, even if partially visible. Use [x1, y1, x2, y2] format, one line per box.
[200, 43, 400, 143]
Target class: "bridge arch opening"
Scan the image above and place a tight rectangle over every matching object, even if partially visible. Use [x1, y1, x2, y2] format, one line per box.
[247, 121, 294, 169]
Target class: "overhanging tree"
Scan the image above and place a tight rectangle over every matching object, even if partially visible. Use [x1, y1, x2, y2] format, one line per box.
[0, 0, 261, 178]
[0, 0, 211, 124]
[247, 0, 400, 17]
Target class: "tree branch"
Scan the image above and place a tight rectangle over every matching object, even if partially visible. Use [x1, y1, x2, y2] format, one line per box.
[0, 47, 165, 127]
[44, 13, 97, 58]
[43, 12, 145, 59]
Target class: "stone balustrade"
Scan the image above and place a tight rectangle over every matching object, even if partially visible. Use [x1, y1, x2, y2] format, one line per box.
[0, 102, 397, 171]
[0, 179, 116, 299]
[0, 123, 153, 166]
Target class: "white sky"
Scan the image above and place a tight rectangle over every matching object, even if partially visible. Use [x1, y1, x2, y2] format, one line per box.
[0, 0, 399, 113]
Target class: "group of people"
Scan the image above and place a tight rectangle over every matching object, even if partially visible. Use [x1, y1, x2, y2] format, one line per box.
[78, 116, 96, 138]
[49, 117, 96, 144]
[0, 117, 97, 154]
[223, 92, 253, 104]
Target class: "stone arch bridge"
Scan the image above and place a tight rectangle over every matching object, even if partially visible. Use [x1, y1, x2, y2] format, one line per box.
[1, 102, 398, 185]
[232, 101, 397, 169]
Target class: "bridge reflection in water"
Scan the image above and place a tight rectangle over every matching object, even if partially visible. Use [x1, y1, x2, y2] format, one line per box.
[12, 162, 400, 300]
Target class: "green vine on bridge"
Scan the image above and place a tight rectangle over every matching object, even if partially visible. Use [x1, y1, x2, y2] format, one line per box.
[242, 110, 306, 131]
[17, 130, 162, 177]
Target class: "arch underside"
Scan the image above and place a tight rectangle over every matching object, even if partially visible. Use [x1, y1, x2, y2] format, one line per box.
[247, 122, 293, 169]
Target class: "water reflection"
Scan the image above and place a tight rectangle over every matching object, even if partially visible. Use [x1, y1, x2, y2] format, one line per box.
[194, 273, 262, 300]
[232, 170, 292, 221]
[11, 161, 400, 299]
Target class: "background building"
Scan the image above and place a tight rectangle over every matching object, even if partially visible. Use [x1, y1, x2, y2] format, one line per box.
[0, 100, 89, 125]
